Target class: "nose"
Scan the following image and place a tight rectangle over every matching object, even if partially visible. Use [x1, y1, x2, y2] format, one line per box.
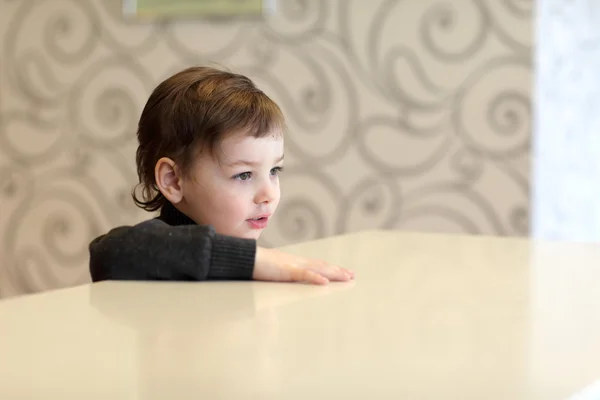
[254, 178, 278, 205]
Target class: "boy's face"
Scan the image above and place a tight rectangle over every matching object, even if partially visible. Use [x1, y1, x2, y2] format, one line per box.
[180, 131, 284, 240]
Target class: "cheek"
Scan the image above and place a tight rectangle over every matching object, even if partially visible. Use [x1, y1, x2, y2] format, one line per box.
[273, 183, 282, 206]
[214, 188, 251, 216]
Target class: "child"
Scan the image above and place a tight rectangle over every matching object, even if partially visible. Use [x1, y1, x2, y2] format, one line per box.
[88, 66, 353, 285]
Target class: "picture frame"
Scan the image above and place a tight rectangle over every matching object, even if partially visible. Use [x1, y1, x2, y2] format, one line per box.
[122, 0, 276, 19]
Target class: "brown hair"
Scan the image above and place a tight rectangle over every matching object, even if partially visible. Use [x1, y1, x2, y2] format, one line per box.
[132, 66, 286, 212]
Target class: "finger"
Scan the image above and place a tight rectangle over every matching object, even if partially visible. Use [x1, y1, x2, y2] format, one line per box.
[309, 264, 352, 282]
[341, 267, 355, 280]
[290, 267, 329, 285]
[334, 266, 354, 280]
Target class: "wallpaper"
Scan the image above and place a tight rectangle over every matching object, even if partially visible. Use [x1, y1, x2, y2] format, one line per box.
[0, 0, 532, 298]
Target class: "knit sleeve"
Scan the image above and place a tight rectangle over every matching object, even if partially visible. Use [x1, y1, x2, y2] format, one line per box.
[88, 219, 256, 282]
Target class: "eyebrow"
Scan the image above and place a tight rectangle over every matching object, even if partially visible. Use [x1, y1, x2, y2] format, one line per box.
[227, 154, 284, 167]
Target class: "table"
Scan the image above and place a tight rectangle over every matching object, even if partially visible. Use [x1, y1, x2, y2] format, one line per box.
[1, 230, 600, 399]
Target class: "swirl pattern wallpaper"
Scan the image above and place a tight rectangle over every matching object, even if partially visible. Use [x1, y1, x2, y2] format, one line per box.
[0, 0, 532, 298]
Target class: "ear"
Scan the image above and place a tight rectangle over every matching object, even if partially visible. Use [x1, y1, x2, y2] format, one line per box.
[155, 157, 184, 204]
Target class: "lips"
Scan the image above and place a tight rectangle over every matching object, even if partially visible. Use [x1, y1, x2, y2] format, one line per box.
[247, 214, 270, 229]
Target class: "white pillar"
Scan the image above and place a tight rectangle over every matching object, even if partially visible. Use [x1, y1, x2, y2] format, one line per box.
[533, 0, 600, 242]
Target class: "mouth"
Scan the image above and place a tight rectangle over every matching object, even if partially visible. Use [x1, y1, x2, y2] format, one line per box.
[247, 215, 270, 229]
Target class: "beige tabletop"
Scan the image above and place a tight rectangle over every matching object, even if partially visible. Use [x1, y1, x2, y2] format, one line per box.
[1, 230, 600, 399]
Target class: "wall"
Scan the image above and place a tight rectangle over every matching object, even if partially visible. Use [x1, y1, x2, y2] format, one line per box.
[0, 0, 532, 298]
[532, 0, 600, 242]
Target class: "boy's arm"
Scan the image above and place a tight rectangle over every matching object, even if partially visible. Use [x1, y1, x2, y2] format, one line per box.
[88, 219, 256, 282]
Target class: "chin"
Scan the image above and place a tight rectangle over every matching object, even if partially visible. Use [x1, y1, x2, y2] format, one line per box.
[220, 230, 259, 240]
[244, 231, 262, 240]
[217, 227, 261, 240]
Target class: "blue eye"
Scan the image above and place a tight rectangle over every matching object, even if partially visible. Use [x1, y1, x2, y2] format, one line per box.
[235, 172, 252, 181]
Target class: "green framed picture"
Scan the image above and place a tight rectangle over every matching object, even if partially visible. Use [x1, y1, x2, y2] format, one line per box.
[123, 0, 276, 18]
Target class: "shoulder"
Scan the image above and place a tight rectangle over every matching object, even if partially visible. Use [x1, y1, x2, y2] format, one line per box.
[88, 217, 219, 258]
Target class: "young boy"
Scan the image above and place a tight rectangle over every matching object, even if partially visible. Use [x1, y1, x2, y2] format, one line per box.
[88, 66, 353, 285]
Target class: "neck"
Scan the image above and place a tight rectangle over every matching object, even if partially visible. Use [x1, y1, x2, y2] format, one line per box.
[158, 202, 197, 226]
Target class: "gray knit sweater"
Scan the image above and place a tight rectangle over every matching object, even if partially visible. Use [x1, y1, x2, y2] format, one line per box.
[88, 202, 256, 282]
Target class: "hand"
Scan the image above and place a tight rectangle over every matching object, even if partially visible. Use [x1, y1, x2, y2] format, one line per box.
[253, 247, 354, 285]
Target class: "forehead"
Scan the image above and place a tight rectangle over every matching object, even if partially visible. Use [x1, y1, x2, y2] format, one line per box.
[216, 132, 284, 163]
